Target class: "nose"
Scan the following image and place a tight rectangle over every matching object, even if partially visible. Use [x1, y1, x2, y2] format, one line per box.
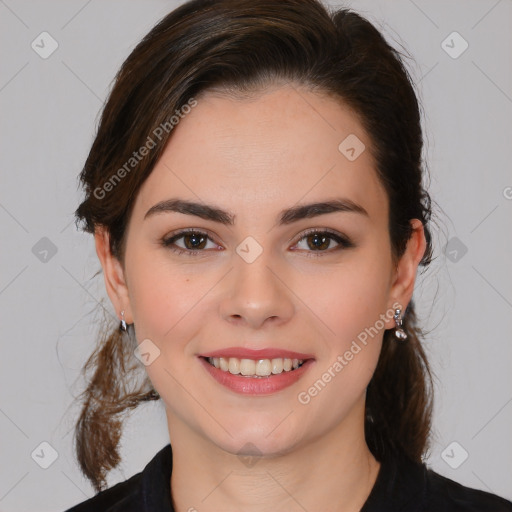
[219, 251, 295, 330]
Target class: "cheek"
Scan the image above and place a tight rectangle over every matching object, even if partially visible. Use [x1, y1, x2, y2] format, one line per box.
[289, 248, 392, 412]
[125, 256, 208, 405]
[291, 263, 389, 424]
[125, 251, 196, 346]
[294, 254, 392, 349]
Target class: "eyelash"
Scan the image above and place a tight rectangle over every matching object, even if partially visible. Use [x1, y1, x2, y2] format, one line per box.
[161, 228, 354, 258]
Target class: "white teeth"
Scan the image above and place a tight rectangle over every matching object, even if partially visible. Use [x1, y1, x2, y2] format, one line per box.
[207, 356, 304, 377]
[228, 358, 240, 375]
[240, 359, 256, 376]
[271, 358, 283, 374]
[256, 359, 272, 376]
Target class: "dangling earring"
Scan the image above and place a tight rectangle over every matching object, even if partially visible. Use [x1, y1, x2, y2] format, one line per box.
[393, 308, 408, 340]
[119, 310, 127, 332]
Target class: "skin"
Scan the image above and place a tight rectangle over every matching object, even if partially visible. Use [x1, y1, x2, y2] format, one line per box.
[95, 84, 426, 512]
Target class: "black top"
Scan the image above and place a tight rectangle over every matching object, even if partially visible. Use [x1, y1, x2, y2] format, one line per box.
[64, 443, 512, 511]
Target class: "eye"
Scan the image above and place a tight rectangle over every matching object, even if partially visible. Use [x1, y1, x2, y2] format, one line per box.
[161, 229, 220, 255]
[291, 229, 354, 256]
[161, 228, 354, 257]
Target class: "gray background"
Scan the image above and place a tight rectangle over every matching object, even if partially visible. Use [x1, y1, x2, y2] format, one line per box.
[1, 0, 511, 510]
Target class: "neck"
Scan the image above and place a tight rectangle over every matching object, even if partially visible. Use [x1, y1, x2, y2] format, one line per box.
[168, 400, 380, 512]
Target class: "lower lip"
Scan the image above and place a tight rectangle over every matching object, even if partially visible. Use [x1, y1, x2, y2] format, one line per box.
[199, 357, 314, 395]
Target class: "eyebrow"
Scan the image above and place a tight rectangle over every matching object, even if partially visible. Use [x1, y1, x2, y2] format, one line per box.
[144, 198, 368, 225]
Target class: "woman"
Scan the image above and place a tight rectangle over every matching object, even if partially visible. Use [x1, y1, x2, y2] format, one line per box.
[65, 0, 512, 510]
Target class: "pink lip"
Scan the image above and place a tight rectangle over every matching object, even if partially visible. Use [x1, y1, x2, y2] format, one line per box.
[199, 357, 315, 396]
[199, 347, 315, 360]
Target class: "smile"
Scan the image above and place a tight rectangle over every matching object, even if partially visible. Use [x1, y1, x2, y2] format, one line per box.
[199, 355, 314, 395]
[206, 356, 305, 378]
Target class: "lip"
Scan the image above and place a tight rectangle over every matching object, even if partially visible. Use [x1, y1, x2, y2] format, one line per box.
[199, 356, 315, 396]
[199, 347, 315, 360]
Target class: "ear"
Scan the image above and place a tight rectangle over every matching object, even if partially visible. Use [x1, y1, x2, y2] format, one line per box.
[386, 219, 426, 328]
[94, 227, 133, 324]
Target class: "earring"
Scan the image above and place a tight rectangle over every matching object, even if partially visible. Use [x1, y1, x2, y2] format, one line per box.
[120, 310, 127, 332]
[393, 308, 408, 340]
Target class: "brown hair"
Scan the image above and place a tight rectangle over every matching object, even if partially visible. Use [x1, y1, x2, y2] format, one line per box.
[74, 0, 434, 492]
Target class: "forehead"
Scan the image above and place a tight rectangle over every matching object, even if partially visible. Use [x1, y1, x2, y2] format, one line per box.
[133, 85, 387, 223]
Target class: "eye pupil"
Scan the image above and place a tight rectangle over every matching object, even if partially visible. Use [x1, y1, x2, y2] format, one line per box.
[184, 233, 207, 249]
[308, 233, 329, 251]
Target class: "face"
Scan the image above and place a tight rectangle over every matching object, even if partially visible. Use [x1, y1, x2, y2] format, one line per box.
[98, 84, 424, 458]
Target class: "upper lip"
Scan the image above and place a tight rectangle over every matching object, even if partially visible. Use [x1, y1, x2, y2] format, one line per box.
[199, 347, 314, 360]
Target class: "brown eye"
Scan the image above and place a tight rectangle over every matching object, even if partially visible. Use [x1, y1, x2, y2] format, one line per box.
[162, 230, 218, 255]
[304, 233, 332, 251]
[293, 230, 353, 254]
[182, 232, 208, 250]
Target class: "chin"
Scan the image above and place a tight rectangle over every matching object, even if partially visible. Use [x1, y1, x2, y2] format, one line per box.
[215, 433, 298, 460]
[199, 413, 307, 459]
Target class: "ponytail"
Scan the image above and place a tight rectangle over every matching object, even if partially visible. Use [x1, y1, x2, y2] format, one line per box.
[73, 323, 159, 492]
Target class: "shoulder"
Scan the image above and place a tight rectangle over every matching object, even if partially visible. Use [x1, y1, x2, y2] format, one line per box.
[364, 451, 512, 512]
[63, 443, 174, 512]
[63, 472, 143, 512]
[423, 467, 512, 512]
